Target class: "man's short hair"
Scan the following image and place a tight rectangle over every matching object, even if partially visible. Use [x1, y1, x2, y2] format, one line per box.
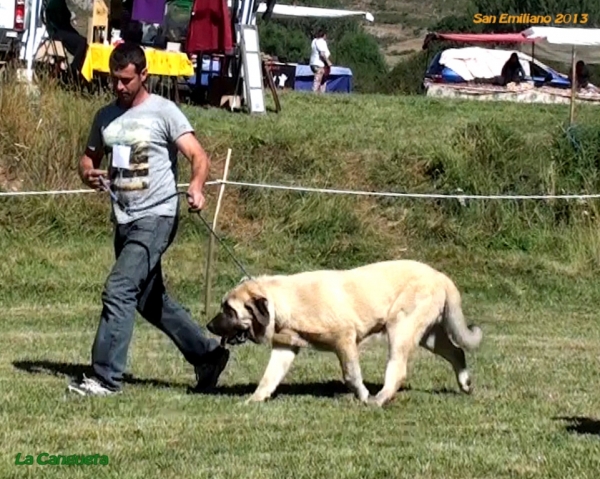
[315, 29, 326, 38]
[109, 42, 147, 74]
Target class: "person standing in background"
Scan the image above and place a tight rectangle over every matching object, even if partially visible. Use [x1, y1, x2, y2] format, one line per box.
[309, 29, 332, 93]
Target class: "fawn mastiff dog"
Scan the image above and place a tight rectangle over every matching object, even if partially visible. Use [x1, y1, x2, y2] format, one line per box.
[206, 259, 483, 406]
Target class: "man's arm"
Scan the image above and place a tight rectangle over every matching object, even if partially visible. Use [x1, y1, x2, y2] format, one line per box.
[165, 102, 211, 210]
[79, 111, 107, 190]
[176, 132, 211, 187]
[175, 132, 211, 210]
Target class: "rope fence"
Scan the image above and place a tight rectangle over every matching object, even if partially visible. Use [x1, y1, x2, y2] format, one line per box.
[1, 178, 600, 201]
[0, 181, 218, 197]
[214, 180, 600, 201]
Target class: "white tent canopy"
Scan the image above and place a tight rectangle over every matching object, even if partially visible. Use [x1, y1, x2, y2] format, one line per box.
[522, 26, 600, 46]
[254, 3, 374, 22]
[226, 1, 375, 23]
[520, 27, 600, 123]
[519, 27, 600, 65]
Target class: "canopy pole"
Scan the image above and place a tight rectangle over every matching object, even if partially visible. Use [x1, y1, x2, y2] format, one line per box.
[24, 0, 39, 82]
[569, 45, 577, 126]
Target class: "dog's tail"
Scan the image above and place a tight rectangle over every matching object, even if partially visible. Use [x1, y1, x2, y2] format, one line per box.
[442, 277, 482, 351]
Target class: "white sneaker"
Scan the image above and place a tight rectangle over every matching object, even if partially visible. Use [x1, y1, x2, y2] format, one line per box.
[67, 374, 119, 396]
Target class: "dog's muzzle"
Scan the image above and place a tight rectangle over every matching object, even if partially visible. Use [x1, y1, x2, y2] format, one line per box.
[207, 312, 251, 347]
[221, 329, 250, 346]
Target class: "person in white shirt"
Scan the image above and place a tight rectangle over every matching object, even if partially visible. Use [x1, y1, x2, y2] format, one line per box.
[309, 30, 333, 93]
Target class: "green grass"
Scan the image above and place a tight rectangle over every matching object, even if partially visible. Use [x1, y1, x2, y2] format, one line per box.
[2, 81, 600, 477]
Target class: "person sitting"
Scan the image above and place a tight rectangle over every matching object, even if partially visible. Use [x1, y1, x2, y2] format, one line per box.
[569, 60, 590, 90]
[499, 53, 526, 86]
[44, 0, 88, 85]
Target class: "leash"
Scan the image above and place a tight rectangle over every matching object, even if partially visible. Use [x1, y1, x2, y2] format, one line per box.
[98, 176, 186, 215]
[98, 175, 253, 279]
[188, 210, 254, 279]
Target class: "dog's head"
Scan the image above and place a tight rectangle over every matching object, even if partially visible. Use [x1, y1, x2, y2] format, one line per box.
[206, 280, 271, 346]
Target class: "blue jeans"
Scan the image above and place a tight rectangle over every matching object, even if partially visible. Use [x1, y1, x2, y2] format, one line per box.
[91, 214, 219, 390]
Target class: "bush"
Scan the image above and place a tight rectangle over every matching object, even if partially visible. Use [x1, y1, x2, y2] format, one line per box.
[379, 51, 430, 95]
[258, 21, 310, 64]
[334, 31, 389, 93]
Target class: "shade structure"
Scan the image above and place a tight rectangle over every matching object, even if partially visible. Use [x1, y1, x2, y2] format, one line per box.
[423, 32, 536, 49]
[522, 26, 600, 46]
[521, 27, 600, 123]
[254, 3, 374, 22]
[424, 27, 600, 124]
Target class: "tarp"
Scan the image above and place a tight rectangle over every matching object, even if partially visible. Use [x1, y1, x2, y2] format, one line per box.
[433, 32, 533, 43]
[522, 27, 600, 46]
[255, 3, 374, 22]
[518, 41, 600, 65]
[294, 64, 353, 93]
[520, 27, 600, 65]
[226, 1, 375, 23]
[423, 32, 535, 49]
[438, 47, 534, 81]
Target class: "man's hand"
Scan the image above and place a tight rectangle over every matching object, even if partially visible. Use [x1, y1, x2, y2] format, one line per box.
[79, 149, 106, 191]
[82, 168, 109, 191]
[187, 182, 206, 211]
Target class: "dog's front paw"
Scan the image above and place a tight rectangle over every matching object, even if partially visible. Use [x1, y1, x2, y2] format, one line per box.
[368, 392, 392, 407]
[244, 394, 268, 405]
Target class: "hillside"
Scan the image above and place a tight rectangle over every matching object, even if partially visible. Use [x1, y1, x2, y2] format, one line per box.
[4, 80, 600, 287]
[347, 0, 470, 65]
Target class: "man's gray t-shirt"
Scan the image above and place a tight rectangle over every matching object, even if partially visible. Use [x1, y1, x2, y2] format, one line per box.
[86, 94, 194, 224]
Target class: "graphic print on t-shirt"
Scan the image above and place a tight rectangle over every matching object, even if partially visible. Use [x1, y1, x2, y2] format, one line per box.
[102, 116, 154, 193]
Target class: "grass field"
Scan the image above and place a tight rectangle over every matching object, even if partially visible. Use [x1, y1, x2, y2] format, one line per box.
[2, 81, 600, 478]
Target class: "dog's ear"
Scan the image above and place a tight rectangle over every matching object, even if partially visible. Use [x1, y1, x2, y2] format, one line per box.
[245, 296, 270, 342]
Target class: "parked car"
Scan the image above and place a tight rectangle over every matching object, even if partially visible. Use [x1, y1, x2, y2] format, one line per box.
[0, 0, 27, 64]
[424, 47, 571, 89]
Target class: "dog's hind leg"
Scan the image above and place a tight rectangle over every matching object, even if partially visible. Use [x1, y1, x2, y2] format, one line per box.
[246, 345, 300, 404]
[334, 336, 370, 404]
[420, 323, 472, 394]
[371, 303, 438, 407]
[370, 320, 414, 407]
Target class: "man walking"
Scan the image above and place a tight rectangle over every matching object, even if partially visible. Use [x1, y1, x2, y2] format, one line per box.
[69, 42, 229, 396]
